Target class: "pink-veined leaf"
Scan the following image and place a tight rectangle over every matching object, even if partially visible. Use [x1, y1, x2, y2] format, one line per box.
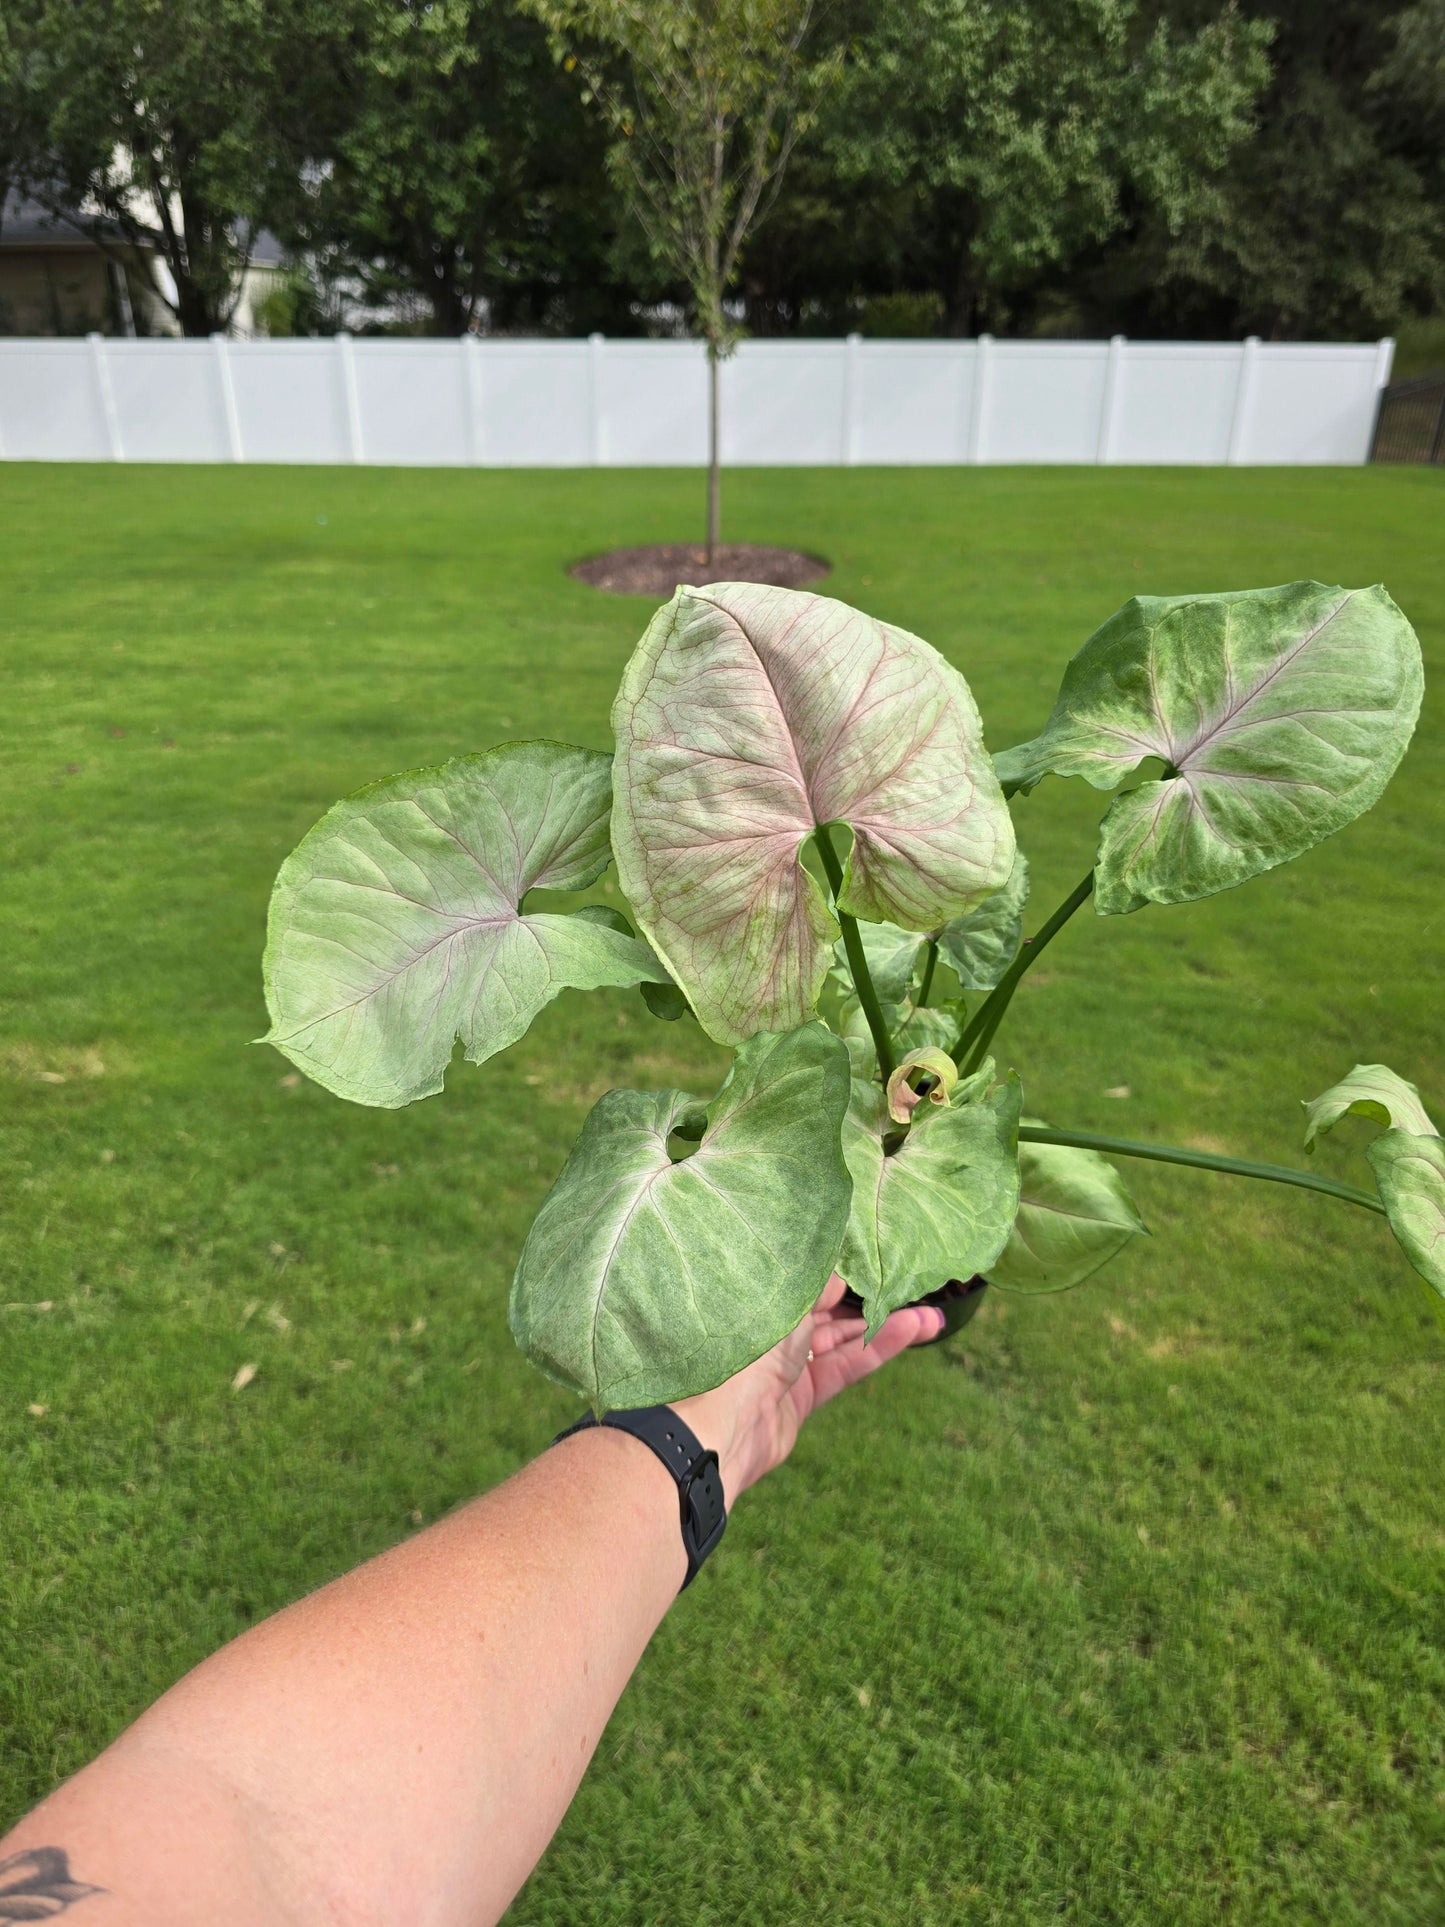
[611, 584, 1015, 1045]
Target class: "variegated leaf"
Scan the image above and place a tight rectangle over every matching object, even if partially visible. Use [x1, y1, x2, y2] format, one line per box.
[612, 584, 1015, 1045]
[263, 742, 667, 1106]
[996, 583, 1422, 916]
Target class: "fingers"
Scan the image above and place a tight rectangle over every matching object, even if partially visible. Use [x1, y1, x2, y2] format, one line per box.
[807, 1313, 867, 1357]
[875, 1303, 947, 1356]
[813, 1272, 848, 1315]
[807, 1303, 946, 1408]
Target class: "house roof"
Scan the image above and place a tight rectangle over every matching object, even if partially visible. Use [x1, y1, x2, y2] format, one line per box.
[0, 190, 286, 267]
[0, 190, 124, 248]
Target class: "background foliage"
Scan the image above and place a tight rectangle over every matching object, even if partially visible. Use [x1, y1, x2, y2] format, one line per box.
[2, 0, 1441, 345]
[2, 460, 1441, 1919]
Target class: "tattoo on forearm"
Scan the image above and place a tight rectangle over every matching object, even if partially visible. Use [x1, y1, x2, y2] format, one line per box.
[0, 1847, 103, 1919]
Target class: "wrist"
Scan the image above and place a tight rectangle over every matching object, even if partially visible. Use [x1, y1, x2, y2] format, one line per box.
[669, 1387, 751, 1496]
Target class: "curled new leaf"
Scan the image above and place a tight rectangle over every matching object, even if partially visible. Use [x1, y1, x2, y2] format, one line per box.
[837, 1059, 1021, 1334]
[1303, 1062, 1437, 1150]
[263, 742, 668, 1107]
[612, 583, 1015, 1045]
[886, 1048, 959, 1124]
[987, 1134, 1146, 1294]
[1366, 1132, 1445, 1302]
[995, 583, 1423, 916]
[509, 1023, 853, 1409]
[937, 853, 1030, 990]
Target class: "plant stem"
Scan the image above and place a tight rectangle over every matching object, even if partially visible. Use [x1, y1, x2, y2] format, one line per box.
[816, 825, 895, 1083]
[954, 870, 1094, 1075]
[705, 339, 720, 566]
[1018, 1125, 1386, 1216]
[916, 938, 939, 1008]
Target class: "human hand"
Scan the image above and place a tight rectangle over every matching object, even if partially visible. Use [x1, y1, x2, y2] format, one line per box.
[671, 1275, 946, 1499]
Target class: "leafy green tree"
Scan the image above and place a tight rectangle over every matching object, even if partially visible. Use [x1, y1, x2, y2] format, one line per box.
[813, 0, 1269, 337]
[289, 0, 632, 337]
[528, 0, 834, 558]
[7, 0, 317, 336]
[1093, 1, 1445, 340]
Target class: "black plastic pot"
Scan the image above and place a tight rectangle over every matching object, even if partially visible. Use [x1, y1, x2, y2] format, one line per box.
[839, 1275, 988, 1344]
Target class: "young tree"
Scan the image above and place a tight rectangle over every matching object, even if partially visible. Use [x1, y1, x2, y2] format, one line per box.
[529, 0, 833, 560]
[8, 0, 316, 336]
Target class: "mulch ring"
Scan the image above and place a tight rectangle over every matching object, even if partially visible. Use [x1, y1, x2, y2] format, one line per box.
[569, 542, 830, 597]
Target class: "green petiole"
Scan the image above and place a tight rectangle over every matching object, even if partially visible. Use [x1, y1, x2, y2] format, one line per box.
[1018, 1124, 1387, 1216]
[954, 870, 1094, 1075]
[816, 823, 896, 1084]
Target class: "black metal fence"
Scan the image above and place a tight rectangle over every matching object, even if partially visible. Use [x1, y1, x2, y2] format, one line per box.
[1370, 371, 1445, 464]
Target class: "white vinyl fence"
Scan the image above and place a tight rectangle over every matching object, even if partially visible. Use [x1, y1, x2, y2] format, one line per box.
[0, 331, 1394, 467]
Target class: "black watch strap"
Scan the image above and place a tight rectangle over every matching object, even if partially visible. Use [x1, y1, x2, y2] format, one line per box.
[552, 1405, 726, 1590]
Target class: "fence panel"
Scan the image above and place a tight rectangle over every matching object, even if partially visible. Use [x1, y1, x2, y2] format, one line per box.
[856, 342, 974, 464]
[1243, 345, 1387, 465]
[723, 342, 849, 464]
[106, 341, 231, 462]
[0, 333, 1395, 467]
[598, 341, 708, 466]
[476, 342, 592, 466]
[988, 342, 1111, 463]
[0, 341, 111, 459]
[229, 341, 352, 464]
[1111, 344, 1239, 464]
[351, 340, 472, 467]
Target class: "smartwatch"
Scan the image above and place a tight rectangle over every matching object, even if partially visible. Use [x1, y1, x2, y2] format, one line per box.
[552, 1405, 726, 1590]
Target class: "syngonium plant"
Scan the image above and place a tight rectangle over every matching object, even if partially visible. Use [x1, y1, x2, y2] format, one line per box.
[262, 580, 1440, 1410]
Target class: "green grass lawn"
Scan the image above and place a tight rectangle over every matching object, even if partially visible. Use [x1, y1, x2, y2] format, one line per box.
[3, 461, 1443, 1924]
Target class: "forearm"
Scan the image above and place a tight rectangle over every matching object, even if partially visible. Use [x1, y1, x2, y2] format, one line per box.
[3, 1427, 689, 1927]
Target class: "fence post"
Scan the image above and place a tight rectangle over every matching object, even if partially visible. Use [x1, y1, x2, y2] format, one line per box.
[1226, 336, 1260, 465]
[966, 334, 993, 464]
[211, 333, 244, 462]
[337, 332, 364, 463]
[588, 333, 606, 466]
[1096, 334, 1126, 464]
[843, 333, 863, 465]
[462, 335, 485, 465]
[88, 332, 124, 462]
[1364, 339, 1396, 464]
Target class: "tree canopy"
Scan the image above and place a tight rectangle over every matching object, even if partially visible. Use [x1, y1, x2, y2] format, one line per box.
[0, 0, 1440, 342]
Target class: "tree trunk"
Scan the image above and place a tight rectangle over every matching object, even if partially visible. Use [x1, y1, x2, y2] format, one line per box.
[172, 271, 221, 337]
[705, 338, 721, 565]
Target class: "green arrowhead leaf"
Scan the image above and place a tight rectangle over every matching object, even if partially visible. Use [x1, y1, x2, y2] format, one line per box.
[639, 977, 691, 1021]
[937, 853, 1030, 990]
[509, 1023, 853, 1409]
[831, 919, 929, 1005]
[987, 1135, 1146, 1294]
[893, 1002, 965, 1055]
[612, 583, 1015, 1045]
[838, 996, 960, 1071]
[994, 583, 1423, 917]
[263, 742, 668, 1107]
[837, 1060, 1021, 1334]
[1366, 1131, 1445, 1301]
[1303, 1063, 1437, 1151]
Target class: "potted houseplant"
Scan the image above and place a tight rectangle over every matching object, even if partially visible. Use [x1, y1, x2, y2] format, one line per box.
[262, 580, 1439, 1409]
